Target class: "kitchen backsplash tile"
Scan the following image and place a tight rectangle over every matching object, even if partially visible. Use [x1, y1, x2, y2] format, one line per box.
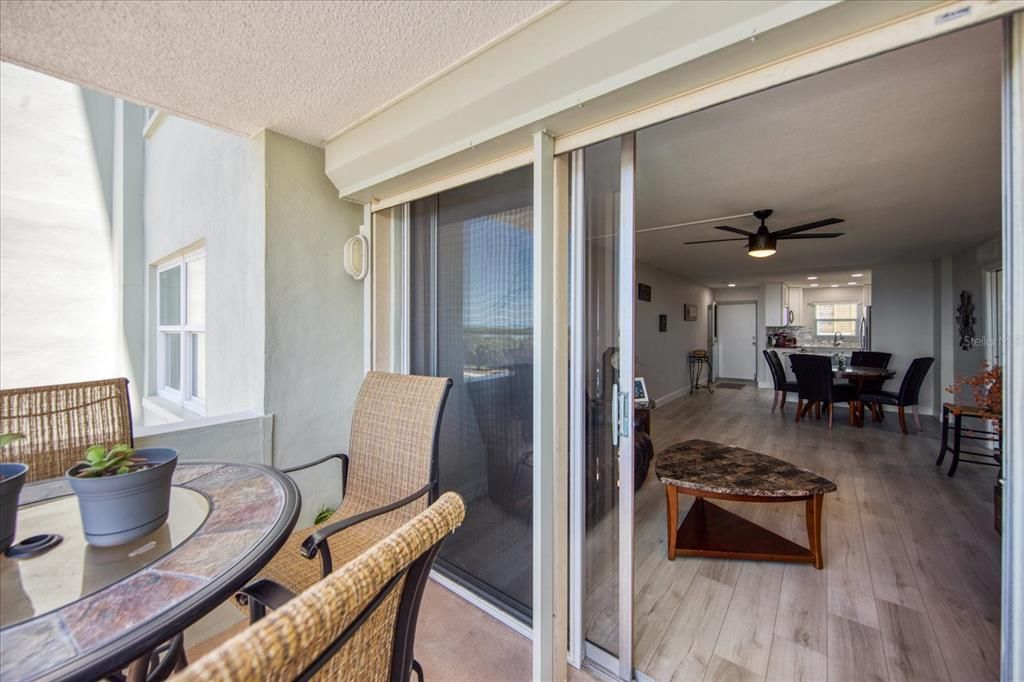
[766, 326, 861, 349]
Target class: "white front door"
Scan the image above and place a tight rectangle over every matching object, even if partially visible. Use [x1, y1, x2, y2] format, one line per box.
[716, 302, 756, 381]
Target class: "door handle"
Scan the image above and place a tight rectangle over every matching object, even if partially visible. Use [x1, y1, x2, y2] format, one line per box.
[610, 383, 630, 447]
[611, 382, 619, 447]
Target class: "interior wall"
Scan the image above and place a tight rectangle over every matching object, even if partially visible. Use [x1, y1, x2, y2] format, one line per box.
[144, 114, 266, 419]
[871, 261, 937, 416]
[953, 243, 992, 380]
[635, 262, 711, 403]
[262, 130, 364, 525]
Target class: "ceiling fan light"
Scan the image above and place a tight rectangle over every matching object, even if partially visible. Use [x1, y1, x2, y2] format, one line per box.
[747, 233, 776, 258]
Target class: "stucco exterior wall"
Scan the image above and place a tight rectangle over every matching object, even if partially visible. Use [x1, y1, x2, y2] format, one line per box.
[262, 130, 364, 522]
[143, 115, 266, 417]
[0, 63, 118, 388]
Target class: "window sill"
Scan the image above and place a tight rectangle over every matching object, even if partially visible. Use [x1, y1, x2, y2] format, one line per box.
[136, 409, 268, 439]
[142, 395, 206, 425]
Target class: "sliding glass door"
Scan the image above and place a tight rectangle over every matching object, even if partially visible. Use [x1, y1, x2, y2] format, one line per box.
[571, 134, 637, 679]
[408, 166, 536, 619]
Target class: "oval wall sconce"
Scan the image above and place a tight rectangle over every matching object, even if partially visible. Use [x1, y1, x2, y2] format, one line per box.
[343, 234, 369, 280]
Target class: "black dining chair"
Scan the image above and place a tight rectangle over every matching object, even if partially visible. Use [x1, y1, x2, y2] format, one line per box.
[850, 351, 893, 420]
[763, 349, 799, 413]
[857, 357, 934, 435]
[851, 351, 892, 369]
[789, 354, 858, 430]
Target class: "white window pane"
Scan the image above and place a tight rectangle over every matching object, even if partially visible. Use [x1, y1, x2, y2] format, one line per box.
[159, 266, 182, 325]
[187, 256, 206, 327]
[163, 333, 181, 390]
[191, 333, 206, 400]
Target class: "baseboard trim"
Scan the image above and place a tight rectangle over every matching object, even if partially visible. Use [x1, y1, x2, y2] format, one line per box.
[653, 388, 685, 407]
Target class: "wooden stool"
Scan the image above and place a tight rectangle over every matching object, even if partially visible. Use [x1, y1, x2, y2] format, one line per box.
[936, 402, 1001, 477]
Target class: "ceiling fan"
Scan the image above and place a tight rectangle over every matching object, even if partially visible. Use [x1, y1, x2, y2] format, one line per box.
[685, 209, 845, 258]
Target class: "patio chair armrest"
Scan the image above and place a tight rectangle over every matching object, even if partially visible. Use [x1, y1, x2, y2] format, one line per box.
[281, 452, 348, 474]
[234, 579, 297, 624]
[299, 481, 434, 576]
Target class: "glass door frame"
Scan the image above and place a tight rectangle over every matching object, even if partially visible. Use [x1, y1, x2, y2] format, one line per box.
[568, 132, 637, 681]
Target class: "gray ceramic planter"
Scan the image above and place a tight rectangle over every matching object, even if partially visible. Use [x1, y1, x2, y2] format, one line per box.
[0, 462, 29, 553]
[67, 448, 178, 547]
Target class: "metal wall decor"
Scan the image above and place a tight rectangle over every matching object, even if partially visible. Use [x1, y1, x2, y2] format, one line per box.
[638, 283, 652, 301]
[956, 290, 976, 350]
[659, 314, 667, 332]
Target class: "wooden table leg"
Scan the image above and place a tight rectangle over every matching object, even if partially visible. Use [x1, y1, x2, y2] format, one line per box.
[665, 485, 678, 560]
[805, 494, 824, 569]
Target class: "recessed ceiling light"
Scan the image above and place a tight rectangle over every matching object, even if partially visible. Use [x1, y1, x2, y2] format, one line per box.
[831, 284, 840, 288]
[809, 283, 819, 287]
[851, 273, 863, 278]
[807, 276, 818, 280]
[727, 283, 736, 287]
[847, 282, 857, 285]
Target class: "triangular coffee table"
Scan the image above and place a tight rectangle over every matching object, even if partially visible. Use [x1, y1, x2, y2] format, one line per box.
[657, 439, 837, 569]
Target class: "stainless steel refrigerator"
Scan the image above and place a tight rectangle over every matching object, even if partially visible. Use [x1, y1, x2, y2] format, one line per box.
[860, 305, 872, 350]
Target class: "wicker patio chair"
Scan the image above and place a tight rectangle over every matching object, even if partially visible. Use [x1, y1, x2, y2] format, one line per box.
[0, 378, 133, 482]
[174, 492, 466, 682]
[241, 371, 453, 616]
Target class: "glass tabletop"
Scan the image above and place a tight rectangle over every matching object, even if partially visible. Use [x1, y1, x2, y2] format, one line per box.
[0, 488, 209, 629]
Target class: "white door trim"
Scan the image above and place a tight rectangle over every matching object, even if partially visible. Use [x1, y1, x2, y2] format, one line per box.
[616, 132, 637, 681]
[1001, 12, 1023, 682]
[567, 148, 586, 670]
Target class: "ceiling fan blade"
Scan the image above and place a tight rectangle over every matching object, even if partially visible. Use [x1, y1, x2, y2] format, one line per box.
[714, 225, 755, 236]
[776, 232, 845, 239]
[772, 218, 844, 236]
[684, 237, 748, 244]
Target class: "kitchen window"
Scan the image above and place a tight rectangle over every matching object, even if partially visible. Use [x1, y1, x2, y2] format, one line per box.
[157, 249, 206, 414]
[814, 302, 859, 339]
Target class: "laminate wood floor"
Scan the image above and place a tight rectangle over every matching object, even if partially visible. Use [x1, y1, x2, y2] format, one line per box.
[597, 386, 1001, 682]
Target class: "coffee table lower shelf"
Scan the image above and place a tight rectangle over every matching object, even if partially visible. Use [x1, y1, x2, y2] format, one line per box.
[666, 488, 825, 569]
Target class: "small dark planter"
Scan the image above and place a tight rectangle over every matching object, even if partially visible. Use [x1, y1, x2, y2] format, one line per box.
[0, 462, 29, 553]
[67, 448, 178, 547]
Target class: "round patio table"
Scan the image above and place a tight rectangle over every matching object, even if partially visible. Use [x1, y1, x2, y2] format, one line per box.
[0, 461, 300, 682]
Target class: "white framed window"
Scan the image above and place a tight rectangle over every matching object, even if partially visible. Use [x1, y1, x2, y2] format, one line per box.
[814, 302, 859, 339]
[157, 249, 206, 414]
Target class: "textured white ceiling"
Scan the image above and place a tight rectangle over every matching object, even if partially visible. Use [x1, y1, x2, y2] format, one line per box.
[626, 20, 1002, 288]
[0, 0, 555, 145]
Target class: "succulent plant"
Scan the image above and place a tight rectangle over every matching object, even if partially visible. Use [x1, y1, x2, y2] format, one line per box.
[75, 444, 149, 478]
[314, 505, 335, 525]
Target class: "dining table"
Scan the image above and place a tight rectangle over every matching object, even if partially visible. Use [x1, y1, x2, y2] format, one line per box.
[0, 461, 300, 682]
[833, 364, 896, 426]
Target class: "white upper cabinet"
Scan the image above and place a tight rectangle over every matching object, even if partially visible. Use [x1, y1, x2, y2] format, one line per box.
[789, 287, 803, 326]
[764, 282, 785, 327]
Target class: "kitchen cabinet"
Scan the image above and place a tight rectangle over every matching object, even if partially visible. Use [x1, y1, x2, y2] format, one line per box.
[789, 287, 803, 326]
[764, 282, 789, 327]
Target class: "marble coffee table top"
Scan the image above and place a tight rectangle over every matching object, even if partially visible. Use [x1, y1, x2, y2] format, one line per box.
[657, 439, 837, 498]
